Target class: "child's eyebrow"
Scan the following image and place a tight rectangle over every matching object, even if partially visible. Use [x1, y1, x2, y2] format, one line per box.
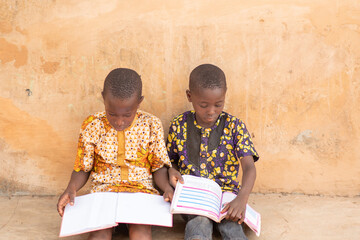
[119, 110, 134, 115]
[200, 100, 224, 103]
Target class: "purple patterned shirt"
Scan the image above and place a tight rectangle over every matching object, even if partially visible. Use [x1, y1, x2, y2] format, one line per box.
[166, 111, 259, 193]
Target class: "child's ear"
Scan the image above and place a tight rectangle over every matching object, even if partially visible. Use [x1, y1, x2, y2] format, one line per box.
[138, 96, 144, 105]
[186, 90, 192, 102]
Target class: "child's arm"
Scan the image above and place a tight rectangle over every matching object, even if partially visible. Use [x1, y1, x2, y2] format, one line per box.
[153, 167, 175, 202]
[221, 155, 256, 223]
[57, 170, 90, 217]
[166, 118, 184, 188]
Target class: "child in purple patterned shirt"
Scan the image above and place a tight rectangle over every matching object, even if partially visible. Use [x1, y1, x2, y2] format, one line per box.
[167, 64, 259, 240]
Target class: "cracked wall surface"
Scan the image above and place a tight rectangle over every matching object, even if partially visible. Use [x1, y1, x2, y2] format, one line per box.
[0, 0, 359, 196]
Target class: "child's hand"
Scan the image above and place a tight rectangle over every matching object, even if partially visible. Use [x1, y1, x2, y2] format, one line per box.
[221, 192, 248, 224]
[168, 167, 184, 188]
[162, 186, 175, 202]
[57, 187, 76, 217]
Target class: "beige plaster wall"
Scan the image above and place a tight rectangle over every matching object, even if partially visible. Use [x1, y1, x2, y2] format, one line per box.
[0, 0, 359, 196]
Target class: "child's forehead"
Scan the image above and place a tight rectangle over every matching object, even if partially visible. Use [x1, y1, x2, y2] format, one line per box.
[193, 87, 226, 97]
[190, 88, 226, 104]
[104, 94, 140, 109]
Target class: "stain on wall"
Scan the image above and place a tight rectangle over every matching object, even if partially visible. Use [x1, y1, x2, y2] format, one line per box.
[41, 58, 60, 74]
[0, 38, 28, 67]
[0, 97, 74, 195]
[0, 0, 359, 196]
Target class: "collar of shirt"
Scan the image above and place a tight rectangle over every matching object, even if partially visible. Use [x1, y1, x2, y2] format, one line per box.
[191, 111, 226, 132]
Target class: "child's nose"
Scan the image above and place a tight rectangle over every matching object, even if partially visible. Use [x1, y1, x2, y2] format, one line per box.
[115, 118, 124, 126]
[207, 106, 216, 115]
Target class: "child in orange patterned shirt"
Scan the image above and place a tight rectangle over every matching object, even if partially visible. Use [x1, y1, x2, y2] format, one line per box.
[57, 68, 173, 240]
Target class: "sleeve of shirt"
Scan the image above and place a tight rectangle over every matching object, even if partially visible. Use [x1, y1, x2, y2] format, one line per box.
[148, 117, 172, 172]
[73, 116, 98, 172]
[166, 119, 180, 166]
[233, 119, 259, 162]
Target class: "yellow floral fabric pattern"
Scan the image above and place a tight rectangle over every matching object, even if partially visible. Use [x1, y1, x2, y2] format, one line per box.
[74, 110, 171, 194]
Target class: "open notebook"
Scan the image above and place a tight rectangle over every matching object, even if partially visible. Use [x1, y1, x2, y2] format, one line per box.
[171, 175, 261, 236]
[59, 192, 172, 237]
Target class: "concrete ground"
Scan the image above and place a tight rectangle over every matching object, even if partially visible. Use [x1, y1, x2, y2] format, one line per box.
[0, 193, 359, 240]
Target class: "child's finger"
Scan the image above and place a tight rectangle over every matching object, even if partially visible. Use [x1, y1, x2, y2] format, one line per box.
[220, 203, 230, 214]
[163, 192, 169, 202]
[238, 215, 244, 224]
[176, 174, 184, 184]
[227, 208, 241, 222]
[57, 196, 69, 217]
[69, 192, 76, 206]
[163, 191, 173, 202]
[57, 203, 64, 217]
[167, 191, 174, 202]
[238, 210, 245, 224]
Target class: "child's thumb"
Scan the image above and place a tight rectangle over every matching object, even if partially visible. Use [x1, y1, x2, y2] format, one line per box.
[69, 192, 76, 206]
[176, 174, 184, 184]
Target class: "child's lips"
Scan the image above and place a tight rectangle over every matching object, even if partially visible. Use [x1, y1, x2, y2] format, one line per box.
[206, 116, 216, 122]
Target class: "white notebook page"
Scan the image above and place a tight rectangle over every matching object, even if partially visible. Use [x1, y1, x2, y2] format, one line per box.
[115, 192, 172, 227]
[60, 192, 118, 237]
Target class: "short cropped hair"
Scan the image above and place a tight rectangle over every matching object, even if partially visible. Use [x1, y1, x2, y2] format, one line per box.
[103, 68, 142, 99]
[189, 64, 227, 92]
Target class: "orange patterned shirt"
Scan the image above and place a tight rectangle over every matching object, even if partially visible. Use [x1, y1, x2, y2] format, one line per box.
[74, 110, 171, 194]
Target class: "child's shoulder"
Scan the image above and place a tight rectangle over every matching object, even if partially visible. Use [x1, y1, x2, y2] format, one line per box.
[136, 110, 162, 125]
[222, 111, 241, 123]
[80, 111, 106, 130]
[170, 111, 192, 123]
[221, 111, 250, 130]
